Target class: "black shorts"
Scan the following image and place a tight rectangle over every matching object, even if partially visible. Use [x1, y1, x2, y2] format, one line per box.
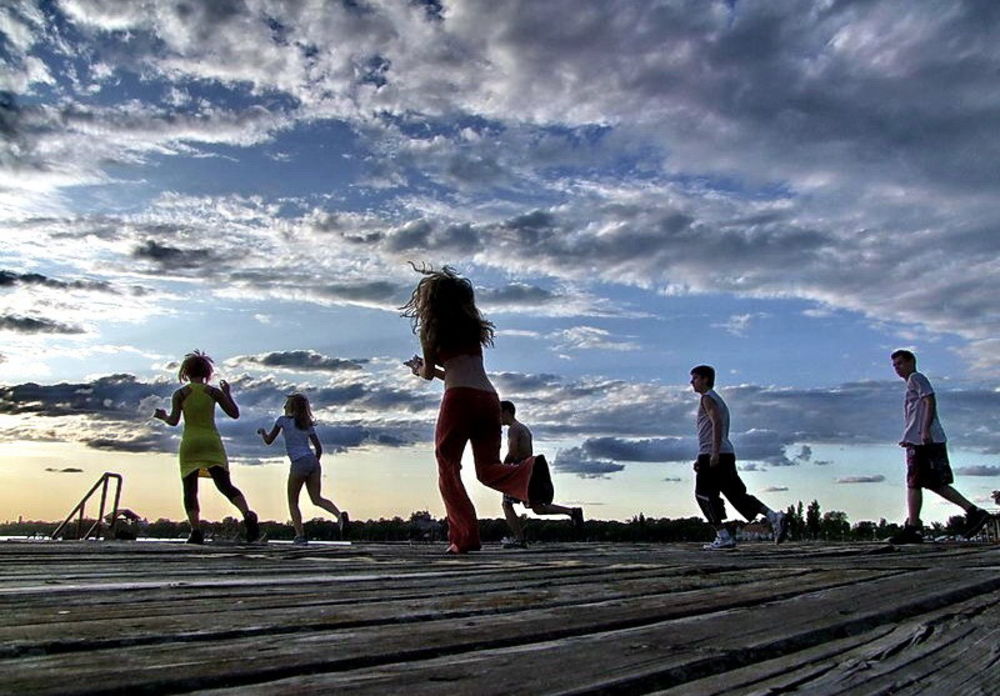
[905, 443, 954, 490]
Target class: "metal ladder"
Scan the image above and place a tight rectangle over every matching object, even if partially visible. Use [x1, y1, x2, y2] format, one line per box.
[51, 472, 124, 540]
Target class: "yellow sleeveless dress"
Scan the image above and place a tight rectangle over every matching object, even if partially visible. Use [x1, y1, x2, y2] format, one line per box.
[178, 383, 229, 478]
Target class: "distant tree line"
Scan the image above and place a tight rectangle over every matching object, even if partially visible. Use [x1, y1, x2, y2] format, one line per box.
[0, 500, 972, 543]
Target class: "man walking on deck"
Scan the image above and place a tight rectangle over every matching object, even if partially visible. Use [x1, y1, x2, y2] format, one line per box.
[887, 350, 990, 544]
[690, 365, 788, 550]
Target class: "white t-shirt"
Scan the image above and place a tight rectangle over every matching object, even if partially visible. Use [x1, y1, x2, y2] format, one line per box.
[275, 415, 317, 461]
[901, 372, 946, 445]
[697, 390, 735, 455]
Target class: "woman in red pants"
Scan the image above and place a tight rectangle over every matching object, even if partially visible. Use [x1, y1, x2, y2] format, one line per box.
[403, 265, 552, 553]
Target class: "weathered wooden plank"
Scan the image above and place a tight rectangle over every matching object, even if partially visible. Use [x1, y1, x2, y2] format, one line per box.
[0, 566, 824, 655]
[3, 567, 996, 696]
[647, 590, 1000, 695]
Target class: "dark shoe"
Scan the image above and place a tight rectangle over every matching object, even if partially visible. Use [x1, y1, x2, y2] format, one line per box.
[501, 536, 527, 549]
[339, 510, 349, 537]
[571, 507, 585, 533]
[888, 524, 923, 545]
[962, 508, 991, 539]
[186, 529, 204, 545]
[527, 455, 554, 505]
[244, 511, 260, 543]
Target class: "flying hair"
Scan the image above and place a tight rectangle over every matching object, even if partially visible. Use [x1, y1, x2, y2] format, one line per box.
[400, 262, 495, 353]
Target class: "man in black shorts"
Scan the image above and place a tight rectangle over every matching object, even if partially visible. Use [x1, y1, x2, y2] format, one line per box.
[499, 401, 583, 547]
[888, 350, 990, 543]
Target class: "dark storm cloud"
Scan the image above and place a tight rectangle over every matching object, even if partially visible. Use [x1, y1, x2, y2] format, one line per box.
[315, 281, 404, 304]
[836, 475, 886, 484]
[0, 315, 84, 334]
[480, 283, 558, 307]
[45, 467, 84, 473]
[234, 350, 366, 373]
[0, 374, 171, 416]
[553, 446, 625, 479]
[583, 436, 692, 463]
[0, 270, 117, 294]
[955, 466, 1000, 477]
[86, 434, 168, 453]
[132, 240, 214, 270]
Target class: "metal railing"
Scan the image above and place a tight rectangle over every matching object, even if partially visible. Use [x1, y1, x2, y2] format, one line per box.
[51, 472, 124, 541]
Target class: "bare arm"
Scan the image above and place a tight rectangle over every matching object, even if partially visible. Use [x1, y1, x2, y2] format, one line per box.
[406, 344, 445, 381]
[920, 394, 936, 444]
[153, 388, 186, 427]
[701, 395, 723, 465]
[309, 433, 323, 460]
[210, 380, 240, 419]
[257, 423, 280, 445]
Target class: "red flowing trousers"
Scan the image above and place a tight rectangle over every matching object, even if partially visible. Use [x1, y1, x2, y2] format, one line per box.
[435, 387, 536, 552]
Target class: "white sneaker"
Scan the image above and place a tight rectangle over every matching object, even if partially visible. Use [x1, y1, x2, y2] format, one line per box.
[768, 511, 789, 544]
[703, 534, 736, 550]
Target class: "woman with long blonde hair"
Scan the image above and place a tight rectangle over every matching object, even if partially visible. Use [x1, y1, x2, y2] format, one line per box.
[402, 265, 552, 554]
[258, 393, 347, 544]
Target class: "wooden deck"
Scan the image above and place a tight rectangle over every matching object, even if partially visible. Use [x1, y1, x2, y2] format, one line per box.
[1, 540, 998, 695]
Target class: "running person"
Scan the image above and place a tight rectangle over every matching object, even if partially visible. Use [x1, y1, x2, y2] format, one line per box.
[154, 351, 259, 544]
[499, 400, 583, 548]
[402, 265, 553, 554]
[258, 393, 348, 544]
[887, 350, 990, 543]
[690, 365, 787, 550]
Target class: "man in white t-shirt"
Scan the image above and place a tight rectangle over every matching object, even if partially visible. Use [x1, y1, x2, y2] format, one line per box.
[690, 365, 787, 550]
[888, 350, 990, 544]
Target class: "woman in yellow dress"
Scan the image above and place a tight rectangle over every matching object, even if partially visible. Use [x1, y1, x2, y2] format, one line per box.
[154, 351, 259, 544]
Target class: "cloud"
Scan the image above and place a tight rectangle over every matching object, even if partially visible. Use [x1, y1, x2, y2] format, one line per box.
[763, 485, 789, 492]
[836, 475, 886, 484]
[583, 436, 692, 463]
[232, 351, 366, 374]
[712, 313, 768, 337]
[663, 476, 683, 483]
[0, 315, 84, 334]
[553, 446, 625, 479]
[553, 326, 640, 352]
[955, 465, 1000, 477]
[45, 467, 83, 473]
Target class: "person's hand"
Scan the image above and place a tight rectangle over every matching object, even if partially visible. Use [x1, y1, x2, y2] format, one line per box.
[256, 428, 266, 437]
[991, 490, 999, 505]
[403, 355, 423, 376]
[219, 379, 231, 394]
[921, 431, 932, 445]
[153, 408, 167, 420]
[709, 453, 720, 468]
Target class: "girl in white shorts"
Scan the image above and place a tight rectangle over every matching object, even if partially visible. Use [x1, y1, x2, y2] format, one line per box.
[258, 394, 348, 544]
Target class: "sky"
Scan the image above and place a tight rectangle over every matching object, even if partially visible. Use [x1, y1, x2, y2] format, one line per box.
[2, 0, 999, 527]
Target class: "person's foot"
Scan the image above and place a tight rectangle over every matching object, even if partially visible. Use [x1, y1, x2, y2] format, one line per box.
[962, 507, 991, 539]
[888, 523, 923, 545]
[571, 507, 585, 533]
[244, 510, 260, 543]
[339, 510, 349, 536]
[445, 543, 481, 554]
[767, 510, 789, 544]
[292, 535, 308, 545]
[501, 536, 527, 549]
[186, 529, 204, 545]
[528, 454, 554, 505]
[703, 533, 736, 550]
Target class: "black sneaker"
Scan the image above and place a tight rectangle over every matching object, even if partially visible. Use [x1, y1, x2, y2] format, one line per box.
[888, 524, 923, 545]
[571, 507, 585, 533]
[244, 511, 260, 543]
[339, 510, 349, 537]
[962, 508, 991, 539]
[186, 529, 204, 545]
[527, 455, 554, 505]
